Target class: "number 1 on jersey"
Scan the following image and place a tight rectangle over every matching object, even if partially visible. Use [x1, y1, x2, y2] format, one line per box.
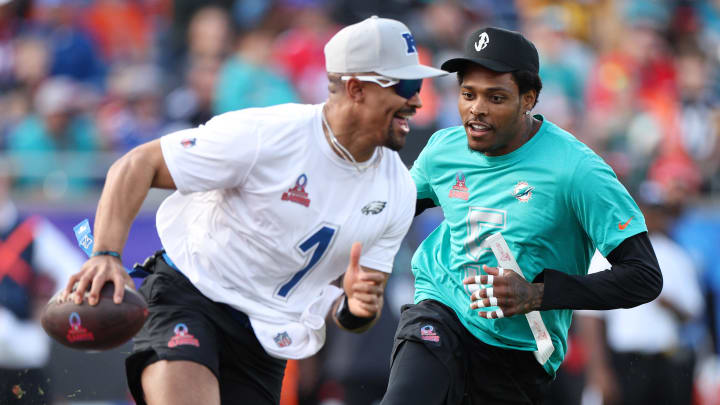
[275, 225, 338, 299]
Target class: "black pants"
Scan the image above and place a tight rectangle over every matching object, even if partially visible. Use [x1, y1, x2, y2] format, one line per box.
[381, 300, 552, 405]
[125, 252, 286, 405]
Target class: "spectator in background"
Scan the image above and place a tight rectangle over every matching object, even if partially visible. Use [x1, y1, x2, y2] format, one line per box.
[97, 64, 168, 152]
[29, 0, 106, 89]
[82, 0, 152, 64]
[164, 6, 230, 129]
[674, 46, 720, 193]
[526, 5, 593, 134]
[214, 24, 299, 113]
[272, 4, 337, 104]
[166, 57, 222, 129]
[0, 159, 85, 404]
[580, 181, 704, 405]
[187, 5, 233, 64]
[583, 4, 677, 189]
[7, 77, 99, 197]
[0, 0, 26, 91]
[10, 35, 50, 95]
[213, 3, 298, 113]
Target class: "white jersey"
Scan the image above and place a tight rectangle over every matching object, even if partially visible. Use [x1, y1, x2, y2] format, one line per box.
[156, 103, 416, 358]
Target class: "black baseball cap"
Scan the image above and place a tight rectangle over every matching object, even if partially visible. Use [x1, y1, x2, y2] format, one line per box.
[441, 27, 539, 74]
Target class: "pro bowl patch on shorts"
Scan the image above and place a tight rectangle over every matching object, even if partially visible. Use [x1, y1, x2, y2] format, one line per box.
[168, 323, 200, 348]
[420, 324, 440, 343]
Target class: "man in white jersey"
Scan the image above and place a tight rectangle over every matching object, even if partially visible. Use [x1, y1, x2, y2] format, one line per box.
[60, 16, 446, 405]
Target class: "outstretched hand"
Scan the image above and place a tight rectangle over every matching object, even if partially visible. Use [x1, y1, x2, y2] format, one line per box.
[342, 242, 386, 318]
[462, 264, 543, 319]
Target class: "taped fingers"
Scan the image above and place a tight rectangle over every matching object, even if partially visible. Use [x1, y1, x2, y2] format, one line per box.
[478, 274, 496, 285]
[478, 308, 505, 319]
[471, 287, 496, 302]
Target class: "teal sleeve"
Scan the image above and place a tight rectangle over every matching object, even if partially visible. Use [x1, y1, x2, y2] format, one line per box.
[410, 143, 438, 204]
[568, 153, 647, 256]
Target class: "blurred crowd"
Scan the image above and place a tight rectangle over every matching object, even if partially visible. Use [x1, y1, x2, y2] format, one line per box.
[2, 0, 720, 404]
[0, 0, 719, 200]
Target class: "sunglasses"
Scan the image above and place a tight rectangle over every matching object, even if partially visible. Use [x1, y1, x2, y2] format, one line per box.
[340, 75, 423, 99]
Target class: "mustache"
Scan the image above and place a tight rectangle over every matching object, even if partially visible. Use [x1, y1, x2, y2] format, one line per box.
[395, 108, 417, 117]
[465, 119, 493, 128]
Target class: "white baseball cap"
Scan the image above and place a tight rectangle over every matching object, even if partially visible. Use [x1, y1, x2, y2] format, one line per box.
[324, 16, 447, 80]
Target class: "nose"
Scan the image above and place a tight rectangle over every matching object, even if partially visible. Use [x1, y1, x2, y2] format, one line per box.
[469, 99, 487, 117]
[407, 91, 422, 109]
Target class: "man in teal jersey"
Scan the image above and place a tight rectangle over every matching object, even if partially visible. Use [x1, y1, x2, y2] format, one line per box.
[381, 27, 662, 405]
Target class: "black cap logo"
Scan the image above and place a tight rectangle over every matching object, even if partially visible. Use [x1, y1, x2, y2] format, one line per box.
[474, 32, 489, 52]
[441, 27, 540, 74]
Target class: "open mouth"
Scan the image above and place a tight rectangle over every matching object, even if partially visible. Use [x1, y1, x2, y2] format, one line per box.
[466, 121, 492, 136]
[392, 111, 414, 134]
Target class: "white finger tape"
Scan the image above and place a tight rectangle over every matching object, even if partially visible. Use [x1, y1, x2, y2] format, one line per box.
[486, 232, 554, 365]
[489, 296, 498, 306]
[486, 275, 494, 285]
[497, 267, 505, 277]
[467, 284, 480, 293]
[486, 287, 494, 298]
[474, 275, 482, 284]
[495, 308, 505, 318]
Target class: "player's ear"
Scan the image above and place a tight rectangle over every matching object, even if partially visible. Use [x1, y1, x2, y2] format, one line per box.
[521, 90, 536, 112]
[345, 77, 365, 102]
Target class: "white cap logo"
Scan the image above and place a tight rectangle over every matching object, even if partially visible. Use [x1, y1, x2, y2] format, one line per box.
[474, 32, 490, 52]
[324, 16, 446, 80]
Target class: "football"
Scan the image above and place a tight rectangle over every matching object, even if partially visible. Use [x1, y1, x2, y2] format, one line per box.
[41, 282, 149, 351]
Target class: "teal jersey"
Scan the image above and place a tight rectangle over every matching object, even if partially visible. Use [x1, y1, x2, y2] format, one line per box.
[410, 116, 646, 375]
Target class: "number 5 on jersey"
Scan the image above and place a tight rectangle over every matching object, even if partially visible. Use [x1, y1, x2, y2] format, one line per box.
[275, 224, 339, 300]
[465, 207, 506, 261]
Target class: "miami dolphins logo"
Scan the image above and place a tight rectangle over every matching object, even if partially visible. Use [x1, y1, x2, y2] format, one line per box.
[512, 181, 534, 203]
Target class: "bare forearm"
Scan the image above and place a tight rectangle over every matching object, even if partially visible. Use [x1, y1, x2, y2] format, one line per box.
[93, 156, 152, 252]
[93, 141, 175, 253]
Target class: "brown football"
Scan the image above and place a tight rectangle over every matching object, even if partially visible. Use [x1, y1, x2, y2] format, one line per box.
[41, 282, 148, 350]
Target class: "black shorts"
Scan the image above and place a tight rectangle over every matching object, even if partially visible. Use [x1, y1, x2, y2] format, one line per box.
[381, 300, 552, 405]
[125, 252, 286, 405]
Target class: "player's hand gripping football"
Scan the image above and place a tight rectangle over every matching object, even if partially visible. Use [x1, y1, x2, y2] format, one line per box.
[462, 264, 544, 319]
[343, 242, 386, 318]
[61, 255, 134, 306]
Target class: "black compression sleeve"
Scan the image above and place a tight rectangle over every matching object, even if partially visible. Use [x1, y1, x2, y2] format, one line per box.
[415, 198, 437, 217]
[538, 232, 662, 310]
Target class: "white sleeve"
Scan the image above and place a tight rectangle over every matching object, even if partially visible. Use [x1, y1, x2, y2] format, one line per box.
[359, 171, 416, 274]
[33, 219, 86, 288]
[160, 111, 262, 194]
[656, 242, 703, 318]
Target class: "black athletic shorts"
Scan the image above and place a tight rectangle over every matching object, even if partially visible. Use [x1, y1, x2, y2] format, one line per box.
[381, 300, 552, 405]
[125, 251, 286, 405]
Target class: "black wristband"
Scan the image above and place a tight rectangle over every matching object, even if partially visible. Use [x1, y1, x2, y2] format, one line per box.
[335, 294, 375, 330]
[91, 250, 122, 260]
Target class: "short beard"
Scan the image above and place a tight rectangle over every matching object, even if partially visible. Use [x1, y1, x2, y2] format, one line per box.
[383, 122, 403, 151]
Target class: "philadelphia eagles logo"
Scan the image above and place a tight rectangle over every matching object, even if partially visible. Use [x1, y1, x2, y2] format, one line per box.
[361, 201, 387, 215]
